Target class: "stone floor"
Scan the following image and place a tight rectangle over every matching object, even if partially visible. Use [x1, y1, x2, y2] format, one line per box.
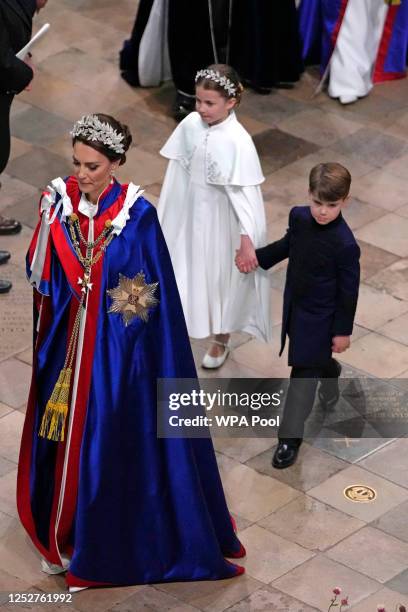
[1, 1, 408, 610]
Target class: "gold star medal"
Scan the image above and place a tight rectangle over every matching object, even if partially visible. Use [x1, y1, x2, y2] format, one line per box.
[107, 272, 159, 326]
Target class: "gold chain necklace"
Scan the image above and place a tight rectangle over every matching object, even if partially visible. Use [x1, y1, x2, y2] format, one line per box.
[39, 212, 115, 442]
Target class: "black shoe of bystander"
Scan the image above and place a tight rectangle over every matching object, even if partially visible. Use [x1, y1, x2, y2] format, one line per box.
[0, 250, 11, 265]
[272, 439, 302, 469]
[0, 216, 22, 235]
[0, 279, 12, 294]
[172, 93, 196, 122]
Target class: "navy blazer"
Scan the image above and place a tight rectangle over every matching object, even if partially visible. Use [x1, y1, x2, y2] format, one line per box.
[256, 206, 360, 367]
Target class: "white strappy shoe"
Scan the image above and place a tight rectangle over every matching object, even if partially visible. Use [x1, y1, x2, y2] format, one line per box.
[41, 559, 66, 575]
[69, 586, 88, 593]
[202, 340, 230, 369]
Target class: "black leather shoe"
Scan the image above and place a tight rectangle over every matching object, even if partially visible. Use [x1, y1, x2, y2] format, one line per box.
[0, 250, 11, 265]
[318, 361, 342, 409]
[272, 440, 301, 469]
[0, 279, 12, 294]
[0, 215, 22, 235]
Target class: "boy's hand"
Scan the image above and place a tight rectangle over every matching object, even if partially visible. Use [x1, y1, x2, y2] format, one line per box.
[235, 235, 258, 274]
[332, 335, 350, 353]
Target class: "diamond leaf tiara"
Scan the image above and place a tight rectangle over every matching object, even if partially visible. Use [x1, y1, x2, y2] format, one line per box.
[70, 115, 125, 155]
[195, 69, 237, 97]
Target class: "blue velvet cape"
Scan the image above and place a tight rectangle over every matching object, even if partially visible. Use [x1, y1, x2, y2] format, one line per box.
[18, 177, 243, 587]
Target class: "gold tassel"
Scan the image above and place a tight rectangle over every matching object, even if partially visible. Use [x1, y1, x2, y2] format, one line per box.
[39, 367, 72, 442]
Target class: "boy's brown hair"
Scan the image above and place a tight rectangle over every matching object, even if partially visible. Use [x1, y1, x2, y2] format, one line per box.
[309, 162, 351, 202]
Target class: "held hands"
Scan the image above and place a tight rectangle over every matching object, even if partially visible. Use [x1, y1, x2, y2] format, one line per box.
[235, 235, 258, 274]
[332, 335, 350, 353]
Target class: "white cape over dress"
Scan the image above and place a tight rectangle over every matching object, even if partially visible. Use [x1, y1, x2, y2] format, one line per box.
[158, 112, 271, 342]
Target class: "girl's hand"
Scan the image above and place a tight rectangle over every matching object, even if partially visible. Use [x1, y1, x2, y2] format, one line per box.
[332, 336, 350, 353]
[235, 235, 258, 273]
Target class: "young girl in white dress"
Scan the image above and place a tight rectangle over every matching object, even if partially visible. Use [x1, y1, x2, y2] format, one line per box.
[158, 64, 271, 368]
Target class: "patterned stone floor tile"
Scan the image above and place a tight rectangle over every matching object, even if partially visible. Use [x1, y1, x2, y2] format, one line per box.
[260, 494, 365, 552]
[373, 500, 408, 544]
[253, 129, 319, 175]
[320, 90, 407, 126]
[6, 149, 67, 190]
[358, 241, 400, 282]
[310, 437, 397, 464]
[383, 151, 408, 181]
[394, 202, 408, 223]
[0, 175, 39, 212]
[340, 332, 408, 378]
[313, 147, 375, 178]
[1, 200, 38, 233]
[349, 586, 408, 610]
[213, 437, 276, 464]
[0, 456, 17, 479]
[354, 284, 408, 331]
[246, 444, 349, 492]
[225, 586, 319, 612]
[0, 357, 31, 408]
[271, 554, 381, 610]
[116, 106, 176, 154]
[11, 107, 72, 147]
[76, 4, 134, 32]
[355, 213, 408, 257]
[342, 198, 386, 232]
[216, 455, 300, 522]
[38, 48, 123, 96]
[0, 411, 25, 464]
[237, 525, 315, 584]
[358, 439, 408, 488]
[0, 403, 13, 419]
[116, 147, 168, 186]
[0, 569, 32, 603]
[331, 127, 407, 168]
[278, 109, 362, 148]
[8, 138, 33, 163]
[326, 526, 408, 583]
[0, 269, 33, 362]
[15, 349, 32, 367]
[241, 91, 308, 125]
[384, 568, 408, 596]
[351, 169, 408, 212]
[0, 510, 18, 540]
[238, 114, 271, 137]
[232, 337, 290, 379]
[368, 259, 408, 302]
[63, 584, 146, 612]
[156, 575, 263, 612]
[308, 465, 408, 522]
[0, 469, 18, 519]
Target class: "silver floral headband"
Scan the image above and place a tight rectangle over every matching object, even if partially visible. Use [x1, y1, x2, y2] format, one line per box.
[70, 115, 125, 155]
[195, 69, 237, 97]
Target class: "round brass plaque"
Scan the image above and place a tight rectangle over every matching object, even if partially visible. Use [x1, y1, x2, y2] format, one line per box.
[344, 485, 377, 503]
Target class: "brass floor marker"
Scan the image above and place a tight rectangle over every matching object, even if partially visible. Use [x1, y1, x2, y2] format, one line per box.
[344, 485, 377, 502]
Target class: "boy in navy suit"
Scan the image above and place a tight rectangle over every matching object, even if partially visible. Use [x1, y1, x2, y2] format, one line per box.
[237, 163, 360, 468]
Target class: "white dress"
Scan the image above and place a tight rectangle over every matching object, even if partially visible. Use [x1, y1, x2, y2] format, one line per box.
[158, 112, 271, 342]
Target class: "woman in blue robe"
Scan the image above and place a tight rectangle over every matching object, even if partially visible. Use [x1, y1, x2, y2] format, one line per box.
[17, 113, 245, 591]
